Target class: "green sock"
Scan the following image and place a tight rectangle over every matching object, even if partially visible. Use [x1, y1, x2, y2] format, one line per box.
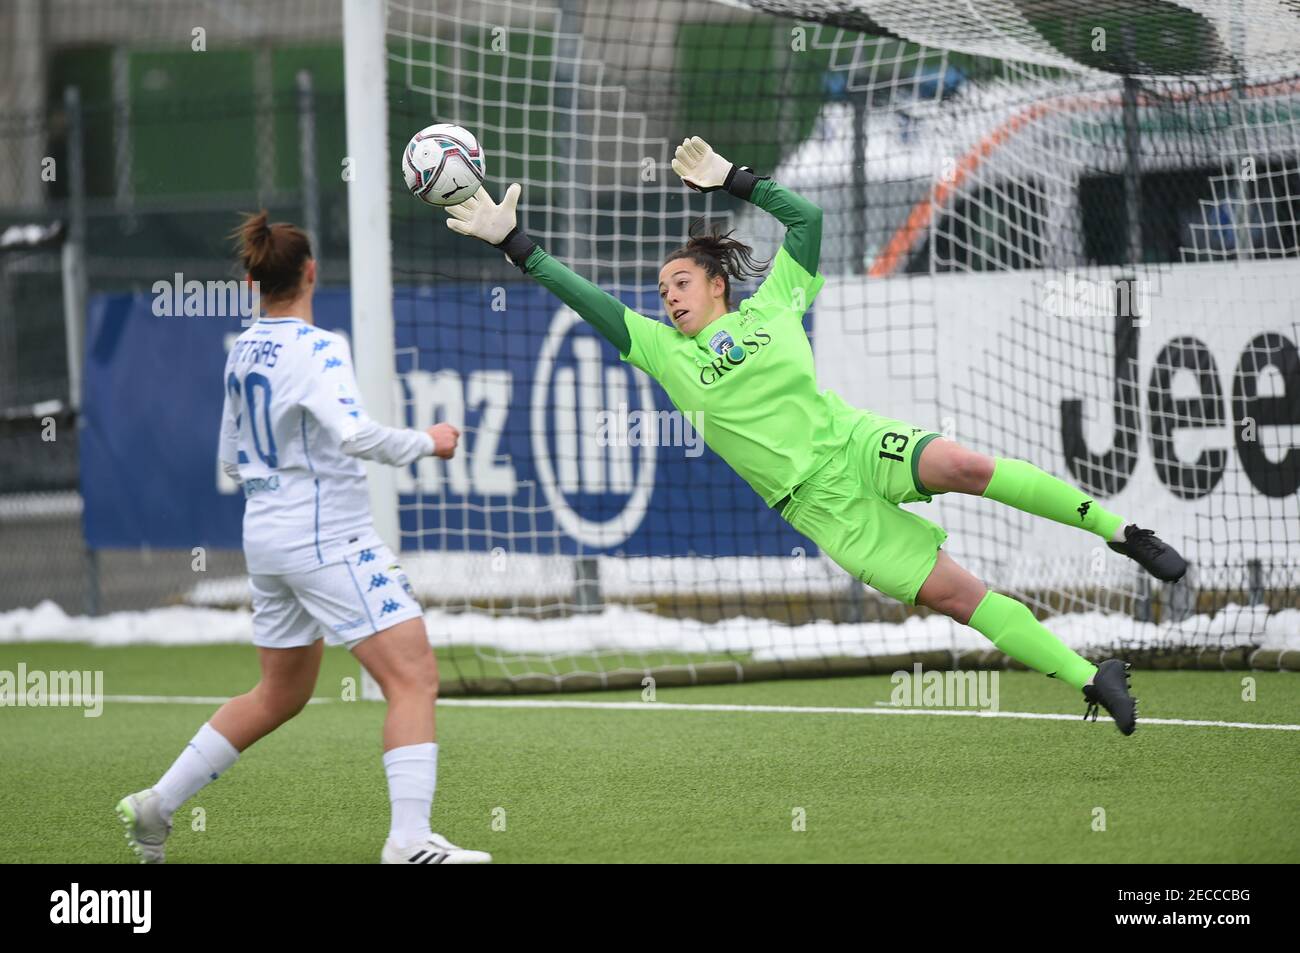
[968, 591, 1097, 691]
[982, 458, 1125, 541]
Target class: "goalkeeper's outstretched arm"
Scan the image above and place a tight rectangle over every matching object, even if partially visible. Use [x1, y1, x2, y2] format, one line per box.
[440, 136, 823, 351]
[443, 185, 633, 355]
[751, 180, 822, 276]
[670, 135, 822, 276]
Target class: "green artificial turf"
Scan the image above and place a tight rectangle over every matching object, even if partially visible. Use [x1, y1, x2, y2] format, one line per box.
[1, 643, 1296, 863]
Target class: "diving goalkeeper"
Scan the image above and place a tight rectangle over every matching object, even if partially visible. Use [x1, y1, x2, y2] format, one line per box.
[443, 136, 1189, 735]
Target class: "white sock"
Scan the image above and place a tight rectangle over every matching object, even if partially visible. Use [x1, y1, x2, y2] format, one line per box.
[153, 722, 240, 820]
[383, 742, 437, 848]
[1111, 523, 1131, 543]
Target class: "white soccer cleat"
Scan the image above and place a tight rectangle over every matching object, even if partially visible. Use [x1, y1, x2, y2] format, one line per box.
[381, 832, 492, 865]
[114, 789, 172, 864]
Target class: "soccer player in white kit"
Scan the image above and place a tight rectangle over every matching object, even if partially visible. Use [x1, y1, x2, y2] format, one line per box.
[115, 212, 490, 864]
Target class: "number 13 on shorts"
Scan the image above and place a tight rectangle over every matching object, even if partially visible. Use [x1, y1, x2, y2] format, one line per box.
[858, 417, 941, 505]
[878, 430, 911, 463]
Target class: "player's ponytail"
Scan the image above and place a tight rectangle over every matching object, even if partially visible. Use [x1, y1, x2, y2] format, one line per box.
[666, 219, 769, 308]
[232, 210, 313, 304]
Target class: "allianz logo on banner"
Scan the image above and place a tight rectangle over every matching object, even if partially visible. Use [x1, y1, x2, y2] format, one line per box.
[392, 309, 702, 548]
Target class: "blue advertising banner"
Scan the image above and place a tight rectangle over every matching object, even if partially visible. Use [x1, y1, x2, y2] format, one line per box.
[80, 285, 806, 558]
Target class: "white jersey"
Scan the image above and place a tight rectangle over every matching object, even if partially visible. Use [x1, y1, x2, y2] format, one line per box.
[218, 316, 432, 575]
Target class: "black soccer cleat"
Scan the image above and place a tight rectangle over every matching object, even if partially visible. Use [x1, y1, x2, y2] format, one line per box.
[1108, 524, 1188, 583]
[1082, 659, 1137, 735]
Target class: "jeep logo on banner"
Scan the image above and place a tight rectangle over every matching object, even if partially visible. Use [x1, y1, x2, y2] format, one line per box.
[812, 260, 1300, 584]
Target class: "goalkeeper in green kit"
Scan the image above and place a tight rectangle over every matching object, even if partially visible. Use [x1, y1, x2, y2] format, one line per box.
[444, 136, 1189, 735]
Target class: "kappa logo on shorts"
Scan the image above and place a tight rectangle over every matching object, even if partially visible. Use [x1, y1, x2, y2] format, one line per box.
[367, 573, 390, 591]
[356, 549, 376, 564]
[379, 598, 402, 616]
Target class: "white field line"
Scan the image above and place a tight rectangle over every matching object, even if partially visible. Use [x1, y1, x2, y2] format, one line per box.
[438, 698, 1300, 731]
[35, 694, 1300, 731]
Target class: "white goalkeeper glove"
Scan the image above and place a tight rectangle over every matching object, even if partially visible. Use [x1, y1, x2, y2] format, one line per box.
[671, 136, 769, 198]
[444, 183, 536, 269]
[445, 183, 520, 244]
[672, 136, 732, 191]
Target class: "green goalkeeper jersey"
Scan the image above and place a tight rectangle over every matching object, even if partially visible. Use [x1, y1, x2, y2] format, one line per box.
[522, 179, 859, 506]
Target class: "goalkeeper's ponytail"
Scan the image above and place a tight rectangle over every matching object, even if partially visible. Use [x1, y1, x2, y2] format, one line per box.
[666, 219, 769, 308]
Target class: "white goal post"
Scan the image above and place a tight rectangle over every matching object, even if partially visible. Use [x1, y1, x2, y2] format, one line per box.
[343, 0, 400, 552]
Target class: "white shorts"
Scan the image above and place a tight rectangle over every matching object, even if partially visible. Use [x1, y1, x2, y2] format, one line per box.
[249, 543, 424, 649]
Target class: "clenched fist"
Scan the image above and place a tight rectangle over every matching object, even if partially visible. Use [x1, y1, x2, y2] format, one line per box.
[427, 423, 460, 459]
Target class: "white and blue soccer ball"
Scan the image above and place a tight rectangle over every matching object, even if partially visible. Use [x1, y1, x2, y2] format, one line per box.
[402, 123, 485, 207]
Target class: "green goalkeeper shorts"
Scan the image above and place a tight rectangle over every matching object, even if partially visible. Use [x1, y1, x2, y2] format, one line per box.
[777, 413, 947, 605]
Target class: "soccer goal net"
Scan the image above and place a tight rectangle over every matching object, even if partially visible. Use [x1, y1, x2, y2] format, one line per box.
[358, 0, 1300, 694]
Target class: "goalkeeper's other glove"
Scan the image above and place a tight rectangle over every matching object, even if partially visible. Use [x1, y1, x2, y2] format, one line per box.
[671, 136, 768, 200]
[445, 183, 537, 270]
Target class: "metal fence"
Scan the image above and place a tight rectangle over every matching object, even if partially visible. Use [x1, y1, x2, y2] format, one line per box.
[1, 45, 348, 614]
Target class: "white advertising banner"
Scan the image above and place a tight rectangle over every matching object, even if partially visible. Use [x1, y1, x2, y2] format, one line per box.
[815, 260, 1300, 592]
